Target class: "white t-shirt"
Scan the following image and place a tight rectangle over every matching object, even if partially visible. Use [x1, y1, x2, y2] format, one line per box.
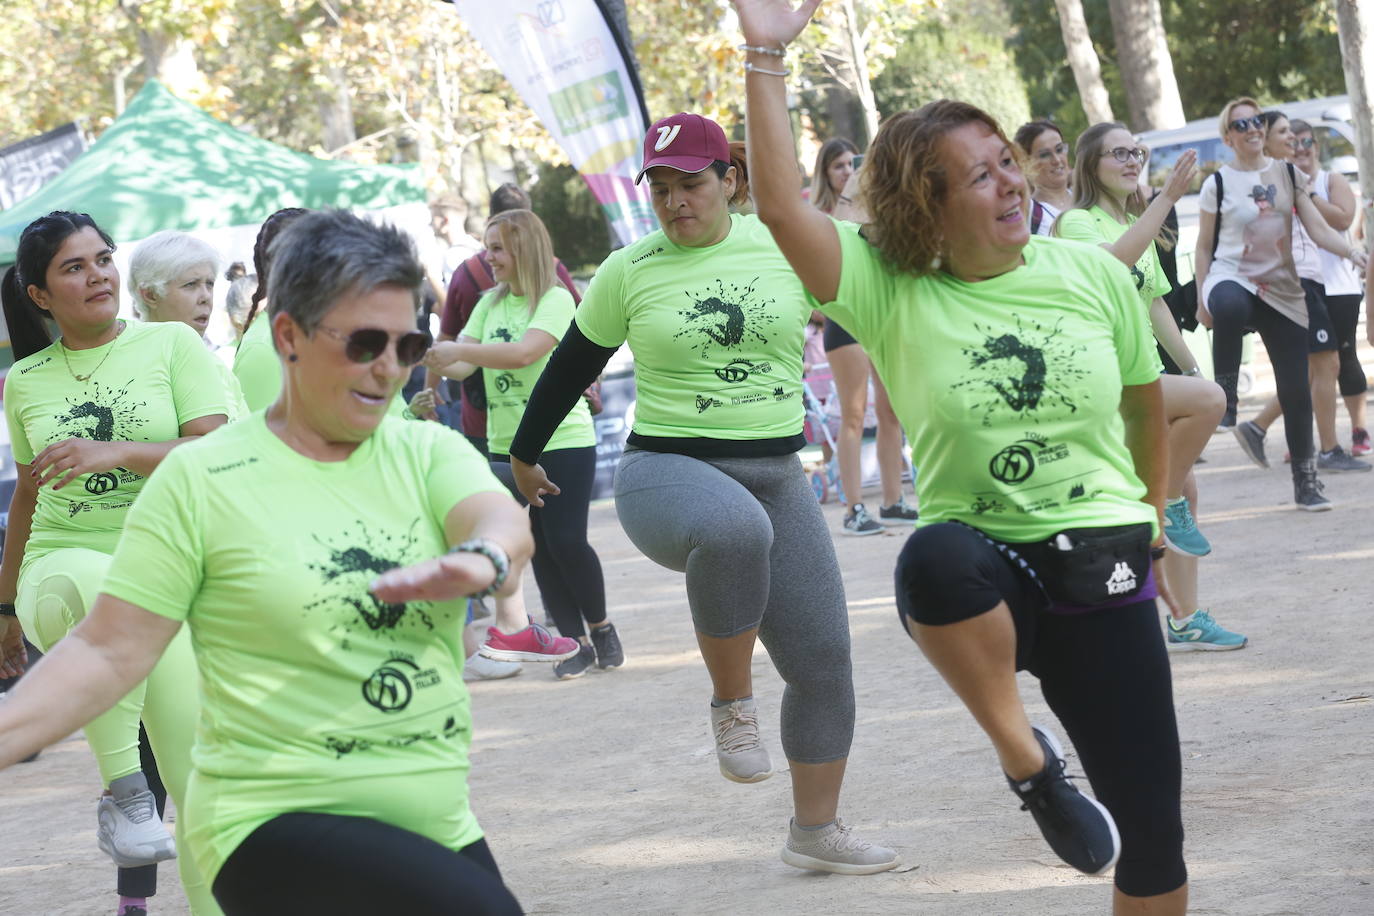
[1198, 160, 1307, 326]
[1031, 199, 1061, 237]
[1291, 170, 1360, 296]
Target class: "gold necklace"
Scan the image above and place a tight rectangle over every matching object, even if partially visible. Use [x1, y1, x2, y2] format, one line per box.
[61, 321, 124, 382]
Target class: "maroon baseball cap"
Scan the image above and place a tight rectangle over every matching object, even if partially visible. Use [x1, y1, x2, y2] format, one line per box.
[635, 113, 730, 184]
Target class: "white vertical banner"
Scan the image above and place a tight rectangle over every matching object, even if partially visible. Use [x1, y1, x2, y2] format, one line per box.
[449, 0, 657, 246]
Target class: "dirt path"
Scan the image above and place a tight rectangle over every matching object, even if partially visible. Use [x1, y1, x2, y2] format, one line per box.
[6, 373, 1374, 915]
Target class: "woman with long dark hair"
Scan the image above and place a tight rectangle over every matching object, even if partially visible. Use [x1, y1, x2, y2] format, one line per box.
[0, 211, 230, 915]
[1015, 120, 1072, 237]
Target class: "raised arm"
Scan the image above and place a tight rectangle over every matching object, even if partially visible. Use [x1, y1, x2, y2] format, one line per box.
[1102, 151, 1196, 268]
[734, 0, 842, 304]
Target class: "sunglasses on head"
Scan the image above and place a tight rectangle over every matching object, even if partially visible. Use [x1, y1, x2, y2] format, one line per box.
[315, 325, 433, 367]
[1228, 116, 1265, 133]
[1107, 147, 1147, 164]
[1035, 142, 1068, 161]
[1295, 136, 1316, 150]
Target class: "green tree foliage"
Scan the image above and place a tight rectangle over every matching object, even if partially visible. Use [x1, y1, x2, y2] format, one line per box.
[1006, 0, 1345, 137]
[526, 162, 612, 273]
[870, 10, 1032, 132]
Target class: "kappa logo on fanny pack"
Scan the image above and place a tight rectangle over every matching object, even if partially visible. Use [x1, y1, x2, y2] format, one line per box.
[1105, 561, 1138, 595]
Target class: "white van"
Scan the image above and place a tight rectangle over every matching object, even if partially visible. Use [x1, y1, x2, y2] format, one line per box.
[1135, 95, 1358, 274]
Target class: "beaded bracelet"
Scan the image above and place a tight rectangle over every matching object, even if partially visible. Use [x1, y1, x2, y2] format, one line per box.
[744, 61, 791, 77]
[449, 538, 510, 599]
[738, 43, 786, 57]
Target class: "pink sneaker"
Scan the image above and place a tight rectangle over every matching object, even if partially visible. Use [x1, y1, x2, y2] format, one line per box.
[1352, 427, 1371, 456]
[479, 622, 579, 663]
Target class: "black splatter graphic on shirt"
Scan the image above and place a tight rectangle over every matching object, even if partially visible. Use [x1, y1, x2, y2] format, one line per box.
[673, 278, 775, 358]
[490, 327, 514, 343]
[306, 519, 437, 640]
[953, 317, 1089, 427]
[51, 379, 148, 443]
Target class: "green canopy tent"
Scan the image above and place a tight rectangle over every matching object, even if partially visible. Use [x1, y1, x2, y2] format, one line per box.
[0, 80, 431, 364]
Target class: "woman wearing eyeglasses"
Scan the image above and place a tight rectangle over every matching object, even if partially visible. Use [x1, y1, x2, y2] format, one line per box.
[0, 210, 532, 915]
[425, 209, 619, 681]
[1195, 97, 1367, 510]
[1232, 114, 1371, 472]
[1015, 121, 1072, 236]
[1055, 124, 1247, 652]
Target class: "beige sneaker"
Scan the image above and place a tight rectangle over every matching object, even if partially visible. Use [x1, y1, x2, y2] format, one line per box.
[709, 697, 773, 783]
[781, 818, 900, 875]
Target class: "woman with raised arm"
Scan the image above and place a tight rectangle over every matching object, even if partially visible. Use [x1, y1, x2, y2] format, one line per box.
[1194, 98, 1368, 509]
[1053, 124, 1246, 651]
[508, 112, 898, 875]
[0, 210, 530, 915]
[0, 212, 231, 915]
[735, 1, 1189, 912]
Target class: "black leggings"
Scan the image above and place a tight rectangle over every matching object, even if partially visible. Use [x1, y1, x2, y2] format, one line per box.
[1308, 280, 1369, 397]
[1209, 280, 1314, 463]
[491, 446, 606, 639]
[895, 523, 1186, 898]
[213, 813, 522, 915]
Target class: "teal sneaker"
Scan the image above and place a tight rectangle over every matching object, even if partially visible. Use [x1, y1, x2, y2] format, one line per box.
[1166, 611, 1247, 652]
[1162, 497, 1211, 557]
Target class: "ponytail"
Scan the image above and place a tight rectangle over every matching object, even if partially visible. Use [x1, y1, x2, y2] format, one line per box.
[710, 141, 751, 208]
[1, 265, 53, 361]
[245, 207, 309, 330]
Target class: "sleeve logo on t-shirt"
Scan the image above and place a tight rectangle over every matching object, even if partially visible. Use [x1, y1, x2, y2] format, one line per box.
[952, 318, 1089, 427]
[674, 278, 776, 358]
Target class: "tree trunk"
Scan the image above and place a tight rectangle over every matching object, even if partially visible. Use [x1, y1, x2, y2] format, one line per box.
[1107, 0, 1186, 131]
[840, 0, 880, 145]
[318, 64, 357, 153]
[1336, 0, 1374, 253]
[1053, 0, 1113, 124]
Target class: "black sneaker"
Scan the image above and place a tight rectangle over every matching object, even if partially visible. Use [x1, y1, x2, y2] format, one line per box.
[1293, 459, 1334, 511]
[589, 622, 625, 670]
[1216, 406, 1237, 432]
[1006, 726, 1120, 876]
[1317, 445, 1372, 472]
[553, 644, 596, 680]
[1232, 421, 1268, 469]
[877, 497, 919, 526]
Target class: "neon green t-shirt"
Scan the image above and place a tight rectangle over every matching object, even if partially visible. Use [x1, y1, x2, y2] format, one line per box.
[1054, 205, 1174, 307]
[464, 286, 595, 455]
[819, 229, 1161, 543]
[231, 313, 280, 412]
[100, 413, 507, 883]
[213, 354, 250, 421]
[3, 320, 230, 572]
[575, 213, 808, 439]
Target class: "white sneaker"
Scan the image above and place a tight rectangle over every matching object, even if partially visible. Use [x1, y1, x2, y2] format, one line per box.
[463, 652, 522, 681]
[781, 817, 901, 875]
[96, 790, 177, 867]
[710, 697, 773, 783]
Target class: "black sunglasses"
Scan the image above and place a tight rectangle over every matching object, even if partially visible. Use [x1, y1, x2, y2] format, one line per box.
[316, 325, 432, 367]
[1228, 116, 1265, 133]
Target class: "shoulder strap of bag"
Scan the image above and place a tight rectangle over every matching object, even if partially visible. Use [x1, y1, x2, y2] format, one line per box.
[1211, 170, 1223, 258]
[462, 252, 496, 291]
[1031, 200, 1044, 235]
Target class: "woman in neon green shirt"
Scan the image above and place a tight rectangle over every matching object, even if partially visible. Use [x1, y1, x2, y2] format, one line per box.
[0, 210, 531, 915]
[0, 211, 231, 915]
[131, 230, 250, 421]
[738, 1, 1187, 911]
[1055, 123, 1246, 652]
[426, 209, 617, 680]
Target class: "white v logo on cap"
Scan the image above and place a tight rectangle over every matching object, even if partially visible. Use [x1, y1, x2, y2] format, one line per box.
[654, 124, 682, 151]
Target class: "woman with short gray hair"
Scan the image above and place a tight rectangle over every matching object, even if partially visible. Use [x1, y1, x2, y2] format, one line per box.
[0, 209, 531, 915]
[130, 231, 249, 420]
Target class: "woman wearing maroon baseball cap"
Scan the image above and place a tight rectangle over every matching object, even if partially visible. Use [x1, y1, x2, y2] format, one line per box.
[737, 0, 1191, 912]
[507, 111, 899, 875]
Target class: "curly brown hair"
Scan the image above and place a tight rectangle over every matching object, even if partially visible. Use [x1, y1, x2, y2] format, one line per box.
[860, 100, 1016, 276]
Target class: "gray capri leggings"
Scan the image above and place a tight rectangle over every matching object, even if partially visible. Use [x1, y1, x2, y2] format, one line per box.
[613, 447, 855, 764]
